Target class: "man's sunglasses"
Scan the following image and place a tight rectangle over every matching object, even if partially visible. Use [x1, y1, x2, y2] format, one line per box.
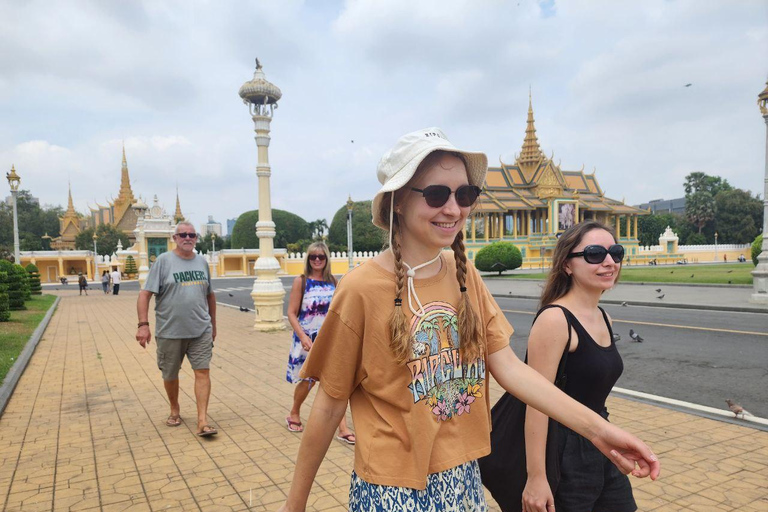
[175, 232, 198, 239]
[568, 244, 625, 264]
[308, 254, 326, 262]
[410, 185, 481, 208]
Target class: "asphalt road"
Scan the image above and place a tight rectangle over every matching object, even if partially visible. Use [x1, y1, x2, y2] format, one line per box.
[69, 276, 767, 418]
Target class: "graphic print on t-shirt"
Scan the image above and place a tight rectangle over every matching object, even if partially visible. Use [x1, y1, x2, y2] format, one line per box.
[406, 301, 485, 422]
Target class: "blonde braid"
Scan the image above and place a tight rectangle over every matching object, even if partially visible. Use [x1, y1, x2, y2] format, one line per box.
[452, 230, 483, 362]
[389, 216, 411, 364]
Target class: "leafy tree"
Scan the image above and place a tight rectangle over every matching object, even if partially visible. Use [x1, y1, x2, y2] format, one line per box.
[713, 188, 763, 244]
[25, 263, 42, 295]
[0, 260, 26, 310]
[0, 271, 10, 321]
[195, 233, 231, 254]
[753, 234, 764, 266]
[328, 201, 386, 253]
[684, 172, 732, 197]
[230, 209, 311, 249]
[75, 224, 131, 255]
[637, 213, 678, 247]
[685, 233, 706, 245]
[685, 191, 715, 234]
[0, 189, 64, 256]
[474, 242, 523, 275]
[308, 219, 329, 240]
[124, 255, 138, 277]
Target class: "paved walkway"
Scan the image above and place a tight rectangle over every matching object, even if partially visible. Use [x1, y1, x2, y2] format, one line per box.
[0, 290, 766, 511]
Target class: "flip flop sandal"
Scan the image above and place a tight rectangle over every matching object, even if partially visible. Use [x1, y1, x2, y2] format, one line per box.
[336, 433, 356, 445]
[166, 415, 182, 427]
[197, 425, 218, 437]
[285, 416, 303, 432]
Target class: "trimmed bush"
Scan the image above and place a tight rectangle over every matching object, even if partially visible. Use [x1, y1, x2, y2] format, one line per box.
[328, 200, 386, 253]
[0, 271, 10, 321]
[0, 260, 26, 310]
[752, 234, 764, 266]
[15, 264, 31, 300]
[25, 263, 42, 295]
[231, 209, 311, 249]
[474, 242, 523, 275]
[125, 255, 138, 278]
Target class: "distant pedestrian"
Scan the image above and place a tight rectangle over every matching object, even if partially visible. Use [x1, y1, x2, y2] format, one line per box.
[101, 270, 110, 295]
[285, 242, 354, 444]
[523, 220, 637, 512]
[78, 273, 88, 296]
[136, 222, 219, 437]
[724, 254, 727, 263]
[111, 268, 121, 295]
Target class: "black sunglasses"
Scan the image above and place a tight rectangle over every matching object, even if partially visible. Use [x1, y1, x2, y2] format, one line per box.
[410, 185, 481, 208]
[568, 244, 624, 264]
[176, 232, 198, 239]
[308, 254, 326, 262]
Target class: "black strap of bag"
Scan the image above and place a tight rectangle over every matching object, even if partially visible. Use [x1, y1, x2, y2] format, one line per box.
[478, 304, 573, 512]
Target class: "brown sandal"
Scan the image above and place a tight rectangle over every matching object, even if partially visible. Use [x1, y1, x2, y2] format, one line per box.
[197, 425, 218, 437]
[166, 415, 182, 427]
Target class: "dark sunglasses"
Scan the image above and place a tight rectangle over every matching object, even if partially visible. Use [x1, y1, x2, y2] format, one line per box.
[308, 254, 327, 262]
[176, 232, 198, 239]
[568, 244, 624, 264]
[410, 185, 481, 208]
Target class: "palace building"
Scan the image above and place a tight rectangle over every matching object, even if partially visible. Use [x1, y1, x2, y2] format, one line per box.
[50, 147, 185, 250]
[465, 95, 648, 266]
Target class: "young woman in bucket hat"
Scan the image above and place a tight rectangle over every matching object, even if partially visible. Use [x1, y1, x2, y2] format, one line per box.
[277, 128, 659, 512]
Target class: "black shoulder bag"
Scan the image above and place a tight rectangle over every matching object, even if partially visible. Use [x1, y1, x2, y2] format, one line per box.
[478, 305, 572, 512]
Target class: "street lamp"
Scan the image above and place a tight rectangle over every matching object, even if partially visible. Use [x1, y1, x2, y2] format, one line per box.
[752, 79, 768, 303]
[211, 232, 218, 277]
[93, 234, 99, 280]
[6, 165, 20, 264]
[346, 195, 354, 269]
[714, 232, 718, 262]
[239, 58, 285, 330]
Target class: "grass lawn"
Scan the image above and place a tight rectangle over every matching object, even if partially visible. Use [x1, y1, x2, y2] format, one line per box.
[491, 263, 755, 285]
[0, 294, 57, 385]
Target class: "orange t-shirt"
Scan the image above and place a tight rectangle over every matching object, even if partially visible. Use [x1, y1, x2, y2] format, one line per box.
[299, 254, 514, 489]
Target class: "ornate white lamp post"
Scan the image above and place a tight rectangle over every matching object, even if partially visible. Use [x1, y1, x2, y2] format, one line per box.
[346, 195, 354, 269]
[239, 58, 286, 330]
[6, 165, 21, 264]
[93, 234, 99, 280]
[714, 232, 718, 262]
[132, 197, 149, 286]
[211, 232, 218, 277]
[752, 80, 768, 304]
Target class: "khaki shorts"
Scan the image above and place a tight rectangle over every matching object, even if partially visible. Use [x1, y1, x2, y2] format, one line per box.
[156, 327, 213, 381]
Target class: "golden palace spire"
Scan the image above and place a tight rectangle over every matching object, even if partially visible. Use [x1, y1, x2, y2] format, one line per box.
[66, 181, 76, 215]
[173, 186, 185, 224]
[117, 144, 136, 206]
[519, 90, 543, 166]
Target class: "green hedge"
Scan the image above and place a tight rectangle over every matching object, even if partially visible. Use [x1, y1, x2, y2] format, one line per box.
[475, 242, 523, 275]
[25, 263, 42, 295]
[0, 271, 10, 321]
[231, 209, 311, 249]
[753, 234, 764, 266]
[0, 260, 26, 310]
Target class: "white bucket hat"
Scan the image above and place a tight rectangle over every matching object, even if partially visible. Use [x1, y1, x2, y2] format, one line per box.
[371, 127, 488, 229]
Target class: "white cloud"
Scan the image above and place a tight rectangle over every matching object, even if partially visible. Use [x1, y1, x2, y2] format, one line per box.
[0, 0, 766, 236]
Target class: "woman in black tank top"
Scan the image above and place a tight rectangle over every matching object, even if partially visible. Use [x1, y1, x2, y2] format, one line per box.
[523, 221, 638, 512]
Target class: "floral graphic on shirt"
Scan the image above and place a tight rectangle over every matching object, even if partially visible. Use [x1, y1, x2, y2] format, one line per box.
[406, 301, 485, 422]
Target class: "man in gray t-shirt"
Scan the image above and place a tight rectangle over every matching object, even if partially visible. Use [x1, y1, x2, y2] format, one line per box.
[136, 221, 218, 437]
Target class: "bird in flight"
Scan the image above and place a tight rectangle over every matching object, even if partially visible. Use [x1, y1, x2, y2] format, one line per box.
[685, 83, 692, 87]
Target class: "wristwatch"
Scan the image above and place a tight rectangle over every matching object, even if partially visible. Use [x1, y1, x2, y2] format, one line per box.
[138, 322, 149, 328]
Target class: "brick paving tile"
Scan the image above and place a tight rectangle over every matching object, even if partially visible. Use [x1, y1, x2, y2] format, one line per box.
[0, 290, 766, 511]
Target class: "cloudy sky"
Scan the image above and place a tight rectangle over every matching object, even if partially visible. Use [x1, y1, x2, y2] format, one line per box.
[1, 0, 766, 235]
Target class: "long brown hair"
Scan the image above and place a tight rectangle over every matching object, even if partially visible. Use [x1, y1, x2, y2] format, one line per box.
[540, 220, 620, 307]
[379, 151, 484, 364]
[303, 242, 337, 286]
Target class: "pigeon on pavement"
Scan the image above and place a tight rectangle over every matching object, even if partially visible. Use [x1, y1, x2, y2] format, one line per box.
[612, 333, 621, 342]
[725, 399, 751, 419]
[228, 293, 234, 297]
[655, 288, 662, 293]
[621, 302, 628, 307]
[629, 329, 644, 343]
[239, 306, 251, 312]
[657, 294, 665, 299]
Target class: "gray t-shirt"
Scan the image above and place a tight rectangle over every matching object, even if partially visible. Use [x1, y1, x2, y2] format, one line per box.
[143, 251, 213, 339]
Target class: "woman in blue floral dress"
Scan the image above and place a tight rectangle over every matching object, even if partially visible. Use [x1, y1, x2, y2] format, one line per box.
[286, 242, 355, 444]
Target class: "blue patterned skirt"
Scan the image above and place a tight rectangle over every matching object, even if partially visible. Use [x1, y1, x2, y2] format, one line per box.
[348, 460, 487, 511]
